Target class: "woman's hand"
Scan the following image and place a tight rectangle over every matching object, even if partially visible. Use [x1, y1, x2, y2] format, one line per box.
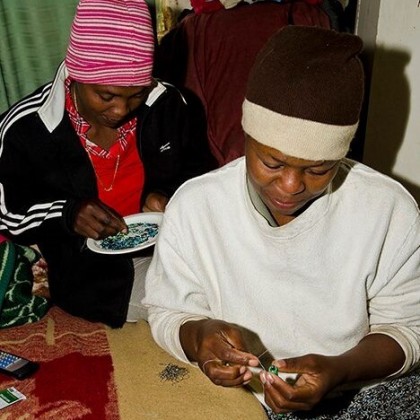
[180, 319, 260, 387]
[261, 354, 343, 414]
[142, 192, 169, 212]
[261, 333, 405, 415]
[73, 198, 127, 239]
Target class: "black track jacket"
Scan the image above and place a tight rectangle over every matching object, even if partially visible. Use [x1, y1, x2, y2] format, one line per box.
[0, 63, 215, 327]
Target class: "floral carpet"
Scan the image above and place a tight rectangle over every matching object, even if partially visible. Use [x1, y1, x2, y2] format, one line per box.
[0, 307, 118, 419]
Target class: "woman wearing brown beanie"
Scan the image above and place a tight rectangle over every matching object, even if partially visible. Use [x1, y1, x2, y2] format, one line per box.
[143, 26, 420, 418]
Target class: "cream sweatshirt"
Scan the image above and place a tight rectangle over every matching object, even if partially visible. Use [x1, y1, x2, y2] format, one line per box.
[144, 158, 420, 375]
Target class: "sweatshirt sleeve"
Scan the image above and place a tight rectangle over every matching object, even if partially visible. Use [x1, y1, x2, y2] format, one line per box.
[142, 210, 211, 363]
[368, 213, 420, 375]
[0, 98, 97, 245]
[0, 109, 81, 245]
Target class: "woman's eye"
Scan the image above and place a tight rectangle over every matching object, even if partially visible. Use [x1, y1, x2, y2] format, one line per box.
[99, 95, 113, 102]
[260, 159, 284, 169]
[306, 168, 331, 176]
[263, 161, 283, 169]
[132, 95, 146, 104]
[135, 92, 148, 100]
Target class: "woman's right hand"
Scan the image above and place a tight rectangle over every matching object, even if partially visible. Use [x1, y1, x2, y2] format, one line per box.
[142, 192, 169, 213]
[180, 319, 260, 387]
[260, 354, 343, 414]
[73, 198, 127, 239]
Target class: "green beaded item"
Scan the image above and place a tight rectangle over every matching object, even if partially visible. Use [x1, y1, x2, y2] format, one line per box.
[268, 365, 279, 375]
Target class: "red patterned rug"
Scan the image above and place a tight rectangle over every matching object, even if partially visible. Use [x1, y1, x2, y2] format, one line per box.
[0, 306, 119, 419]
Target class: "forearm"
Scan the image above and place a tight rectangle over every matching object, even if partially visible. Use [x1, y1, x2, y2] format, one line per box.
[338, 333, 405, 384]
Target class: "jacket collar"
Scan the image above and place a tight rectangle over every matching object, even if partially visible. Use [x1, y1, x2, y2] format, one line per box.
[38, 62, 68, 133]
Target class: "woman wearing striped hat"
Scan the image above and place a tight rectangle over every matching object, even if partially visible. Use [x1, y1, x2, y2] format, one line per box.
[0, 0, 215, 327]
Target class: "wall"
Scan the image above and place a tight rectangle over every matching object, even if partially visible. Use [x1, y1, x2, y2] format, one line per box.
[356, 0, 420, 203]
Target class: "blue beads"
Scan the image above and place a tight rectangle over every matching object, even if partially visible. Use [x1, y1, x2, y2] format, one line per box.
[100, 222, 159, 250]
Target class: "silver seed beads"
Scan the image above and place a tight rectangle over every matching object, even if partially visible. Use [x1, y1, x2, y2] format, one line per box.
[159, 363, 189, 384]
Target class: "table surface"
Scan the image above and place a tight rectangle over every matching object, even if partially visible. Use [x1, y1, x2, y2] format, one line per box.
[107, 320, 267, 419]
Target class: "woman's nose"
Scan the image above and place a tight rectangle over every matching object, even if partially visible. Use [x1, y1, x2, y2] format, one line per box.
[112, 99, 130, 118]
[275, 169, 305, 195]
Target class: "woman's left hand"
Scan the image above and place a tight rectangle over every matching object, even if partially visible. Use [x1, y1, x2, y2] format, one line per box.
[142, 192, 169, 212]
[261, 354, 344, 414]
[262, 334, 406, 415]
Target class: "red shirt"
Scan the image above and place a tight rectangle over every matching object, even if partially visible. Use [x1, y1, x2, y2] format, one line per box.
[65, 78, 144, 216]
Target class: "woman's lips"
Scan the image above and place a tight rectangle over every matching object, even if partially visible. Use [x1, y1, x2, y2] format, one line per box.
[105, 119, 121, 126]
[102, 115, 123, 126]
[269, 196, 303, 211]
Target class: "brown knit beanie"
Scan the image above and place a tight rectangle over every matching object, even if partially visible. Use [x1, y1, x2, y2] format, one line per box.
[242, 25, 364, 160]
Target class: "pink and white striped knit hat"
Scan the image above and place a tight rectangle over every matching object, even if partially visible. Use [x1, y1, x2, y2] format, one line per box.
[65, 0, 154, 86]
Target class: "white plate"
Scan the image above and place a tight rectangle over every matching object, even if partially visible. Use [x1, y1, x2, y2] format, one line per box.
[86, 212, 163, 255]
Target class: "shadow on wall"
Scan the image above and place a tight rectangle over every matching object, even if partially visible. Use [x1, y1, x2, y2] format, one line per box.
[392, 177, 420, 205]
[362, 46, 419, 203]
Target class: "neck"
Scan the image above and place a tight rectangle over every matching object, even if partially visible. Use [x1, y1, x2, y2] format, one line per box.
[87, 126, 118, 151]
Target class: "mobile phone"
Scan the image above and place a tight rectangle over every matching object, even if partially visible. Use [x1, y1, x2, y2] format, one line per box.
[0, 350, 39, 380]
